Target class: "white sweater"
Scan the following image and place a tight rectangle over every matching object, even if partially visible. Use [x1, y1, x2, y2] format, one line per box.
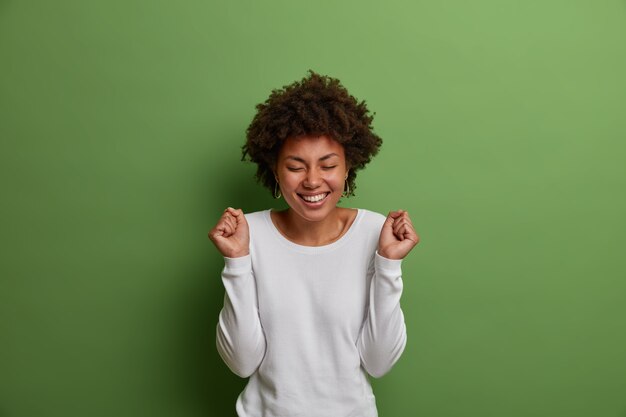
[216, 208, 407, 417]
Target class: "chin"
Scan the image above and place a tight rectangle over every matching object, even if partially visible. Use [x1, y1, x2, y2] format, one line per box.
[299, 209, 333, 222]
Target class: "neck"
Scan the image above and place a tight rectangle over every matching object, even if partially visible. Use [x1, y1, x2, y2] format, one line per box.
[282, 207, 343, 246]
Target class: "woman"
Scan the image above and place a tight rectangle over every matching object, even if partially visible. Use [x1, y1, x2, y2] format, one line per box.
[208, 71, 419, 417]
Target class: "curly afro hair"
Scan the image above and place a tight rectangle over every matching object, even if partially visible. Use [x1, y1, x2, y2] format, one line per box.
[242, 70, 383, 197]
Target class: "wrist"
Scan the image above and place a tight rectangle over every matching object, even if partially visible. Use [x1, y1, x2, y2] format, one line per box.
[377, 249, 402, 260]
[226, 250, 249, 258]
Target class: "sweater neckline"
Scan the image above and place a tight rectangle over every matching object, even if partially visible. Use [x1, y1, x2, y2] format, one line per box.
[263, 208, 364, 254]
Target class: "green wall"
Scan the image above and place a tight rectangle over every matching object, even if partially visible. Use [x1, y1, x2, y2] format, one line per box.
[1, 1, 625, 416]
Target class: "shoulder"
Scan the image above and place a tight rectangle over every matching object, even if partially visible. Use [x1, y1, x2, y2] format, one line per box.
[243, 209, 269, 229]
[351, 208, 387, 243]
[356, 208, 387, 230]
[242, 210, 272, 250]
[351, 209, 386, 259]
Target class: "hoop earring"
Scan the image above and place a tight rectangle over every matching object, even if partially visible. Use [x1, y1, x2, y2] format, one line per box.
[273, 182, 282, 199]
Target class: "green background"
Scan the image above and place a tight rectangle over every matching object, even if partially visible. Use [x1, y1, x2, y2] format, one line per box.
[1, 0, 625, 416]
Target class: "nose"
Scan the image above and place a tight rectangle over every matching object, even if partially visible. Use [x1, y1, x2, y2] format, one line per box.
[303, 168, 322, 189]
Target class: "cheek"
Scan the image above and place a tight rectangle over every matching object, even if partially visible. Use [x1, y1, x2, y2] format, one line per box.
[281, 173, 303, 189]
[327, 174, 346, 190]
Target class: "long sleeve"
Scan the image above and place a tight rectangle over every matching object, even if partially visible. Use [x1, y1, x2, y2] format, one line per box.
[216, 254, 266, 378]
[357, 250, 407, 378]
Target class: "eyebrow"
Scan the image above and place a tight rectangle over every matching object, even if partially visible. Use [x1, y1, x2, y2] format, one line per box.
[285, 153, 340, 163]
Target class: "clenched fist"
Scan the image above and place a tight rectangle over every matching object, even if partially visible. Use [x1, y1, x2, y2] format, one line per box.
[378, 210, 419, 260]
[208, 207, 250, 258]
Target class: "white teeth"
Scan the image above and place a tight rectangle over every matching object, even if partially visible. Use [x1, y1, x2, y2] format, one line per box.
[301, 193, 328, 202]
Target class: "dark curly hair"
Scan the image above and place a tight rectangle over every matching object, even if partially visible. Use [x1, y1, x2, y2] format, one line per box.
[242, 70, 383, 197]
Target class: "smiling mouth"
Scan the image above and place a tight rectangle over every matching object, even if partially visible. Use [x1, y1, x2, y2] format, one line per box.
[298, 192, 330, 203]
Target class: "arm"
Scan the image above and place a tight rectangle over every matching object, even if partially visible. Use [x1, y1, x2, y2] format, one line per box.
[216, 254, 266, 378]
[356, 250, 407, 378]
[210, 208, 265, 377]
[357, 209, 419, 377]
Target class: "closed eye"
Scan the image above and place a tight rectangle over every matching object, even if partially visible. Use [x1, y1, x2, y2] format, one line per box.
[322, 166, 337, 170]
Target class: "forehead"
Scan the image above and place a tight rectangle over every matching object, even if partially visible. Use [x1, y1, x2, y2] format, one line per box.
[278, 135, 345, 159]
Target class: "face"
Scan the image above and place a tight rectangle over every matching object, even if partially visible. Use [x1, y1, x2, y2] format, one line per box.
[274, 135, 349, 223]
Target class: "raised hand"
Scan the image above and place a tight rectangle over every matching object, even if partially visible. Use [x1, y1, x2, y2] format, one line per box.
[208, 207, 250, 258]
[377, 210, 419, 260]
